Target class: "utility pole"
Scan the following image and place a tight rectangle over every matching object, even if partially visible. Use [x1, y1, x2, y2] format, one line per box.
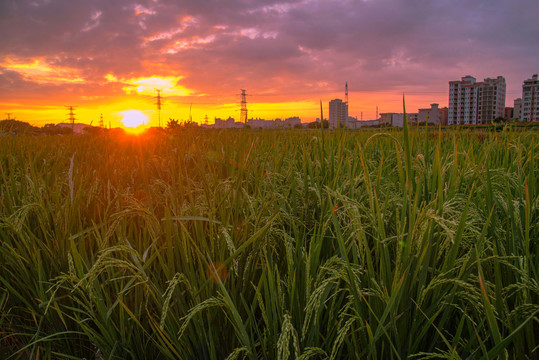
[240, 89, 248, 124]
[66, 106, 76, 132]
[155, 89, 162, 127]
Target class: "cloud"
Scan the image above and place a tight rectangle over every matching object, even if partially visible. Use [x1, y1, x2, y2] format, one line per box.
[1, 0, 538, 119]
[120, 76, 191, 96]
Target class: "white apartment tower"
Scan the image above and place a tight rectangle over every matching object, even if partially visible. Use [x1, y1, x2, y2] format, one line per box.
[479, 76, 506, 123]
[329, 99, 348, 128]
[448, 76, 479, 125]
[521, 74, 539, 122]
[448, 75, 506, 125]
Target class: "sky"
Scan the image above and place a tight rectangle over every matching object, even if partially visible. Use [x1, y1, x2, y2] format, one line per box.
[1, 0, 538, 127]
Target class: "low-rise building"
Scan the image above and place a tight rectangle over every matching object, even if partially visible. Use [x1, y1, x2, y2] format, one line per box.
[513, 98, 522, 120]
[357, 119, 381, 127]
[214, 117, 243, 128]
[504, 107, 514, 121]
[418, 103, 442, 124]
[440, 107, 448, 125]
[284, 117, 301, 127]
[380, 112, 418, 127]
[247, 118, 274, 129]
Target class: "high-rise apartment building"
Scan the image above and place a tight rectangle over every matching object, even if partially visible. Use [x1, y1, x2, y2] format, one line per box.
[448, 75, 506, 125]
[329, 99, 348, 128]
[521, 74, 539, 122]
[448, 76, 479, 125]
[478, 76, 506, 123]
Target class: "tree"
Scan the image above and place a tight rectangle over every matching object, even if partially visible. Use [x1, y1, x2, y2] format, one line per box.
[0, 119, 39, 135]
[41, 123, 73, 135]
[306, 120, 329, 129]
[166, 118, 180, 130]
[83, 126, 106, 135]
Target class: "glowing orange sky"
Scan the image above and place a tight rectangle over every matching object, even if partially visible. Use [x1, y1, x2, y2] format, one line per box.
[0, 0, 536, 127]
[0, 56, 446, 126]
[0, 63, 449, 127]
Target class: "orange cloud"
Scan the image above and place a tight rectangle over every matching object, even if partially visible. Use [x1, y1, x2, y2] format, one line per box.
[108, 75, 192, 96]
[1, 57, 84, 84]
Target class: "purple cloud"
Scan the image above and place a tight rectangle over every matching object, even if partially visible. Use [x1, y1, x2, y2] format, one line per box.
[0, 0, 537, 116]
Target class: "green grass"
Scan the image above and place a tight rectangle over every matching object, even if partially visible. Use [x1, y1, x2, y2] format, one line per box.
[0, 127, 537, 359]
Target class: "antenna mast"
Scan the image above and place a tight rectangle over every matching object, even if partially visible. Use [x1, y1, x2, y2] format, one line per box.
[345, 82, 348, 105]
[155, 89, 162, 127]
[240, 89, 248, 124]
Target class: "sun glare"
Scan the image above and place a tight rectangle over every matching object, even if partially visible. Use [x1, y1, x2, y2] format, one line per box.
[120, 76, 191, 96]
[121, 110, 147, 133]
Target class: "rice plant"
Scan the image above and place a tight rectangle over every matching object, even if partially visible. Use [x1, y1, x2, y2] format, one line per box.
[0, 126, 537, 359]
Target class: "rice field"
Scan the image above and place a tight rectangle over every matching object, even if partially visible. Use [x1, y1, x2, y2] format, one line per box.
[0, 125, 537, 359]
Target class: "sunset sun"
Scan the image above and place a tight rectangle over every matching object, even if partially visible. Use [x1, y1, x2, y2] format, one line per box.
[121, 110, 147, 132]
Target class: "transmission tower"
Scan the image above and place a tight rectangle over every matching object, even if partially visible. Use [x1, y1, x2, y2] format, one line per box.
[345, 82, 348, 105]
[376, 106, 378, 120]
[66, 106, 76, 132]
[6, 113, 12, 120]
[240, 89, 248, 124]
[99, 113, 104, 128]
[204, 115, 209, 125]
[155, 89, 162, 127]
